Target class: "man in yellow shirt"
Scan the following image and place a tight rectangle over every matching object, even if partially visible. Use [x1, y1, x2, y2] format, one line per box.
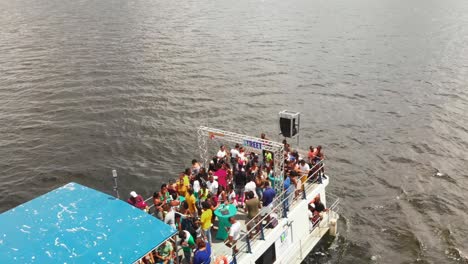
[185, 188, 198, 217]
[183, 168, 191, 186]
[200, 201, 213, 244]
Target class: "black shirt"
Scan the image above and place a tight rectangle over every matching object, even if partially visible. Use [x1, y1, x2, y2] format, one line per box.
[234, 171, 247, 186]
[314, 201, 325, 212]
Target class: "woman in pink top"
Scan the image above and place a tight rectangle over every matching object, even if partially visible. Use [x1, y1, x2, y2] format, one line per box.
[214, 163, 228, 189]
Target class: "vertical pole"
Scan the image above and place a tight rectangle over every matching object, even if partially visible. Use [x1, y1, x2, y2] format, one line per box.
[296, 113, 300, 146]
[282, 196, 288, 218]
[174, 237, 179, 264]
[290, 115, 293, 144]
[260, 221, 265, 240]
[112, 169, 120, 199]
[302, 185, 306, 200]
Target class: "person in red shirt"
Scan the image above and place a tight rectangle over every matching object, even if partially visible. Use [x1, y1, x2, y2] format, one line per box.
[128, 191, 148, 211]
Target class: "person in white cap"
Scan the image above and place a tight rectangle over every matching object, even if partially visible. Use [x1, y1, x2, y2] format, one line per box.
[127, 191, 148, 211]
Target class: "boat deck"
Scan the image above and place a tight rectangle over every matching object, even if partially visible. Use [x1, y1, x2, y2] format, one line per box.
[210, 179, 326, 261]
[210, 208, 248, 258]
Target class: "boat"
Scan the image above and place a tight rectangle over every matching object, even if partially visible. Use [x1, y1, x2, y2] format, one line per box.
[0, 110, 340, 264]
[188, 121, 340, 264]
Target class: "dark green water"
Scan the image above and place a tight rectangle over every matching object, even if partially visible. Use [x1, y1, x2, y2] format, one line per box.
[1, 0, 467, 263]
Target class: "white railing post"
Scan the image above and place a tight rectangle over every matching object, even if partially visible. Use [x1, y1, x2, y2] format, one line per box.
[112, 169, 120, 199]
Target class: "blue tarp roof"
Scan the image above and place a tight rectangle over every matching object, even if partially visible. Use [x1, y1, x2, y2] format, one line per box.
[0, 182, 177, 263]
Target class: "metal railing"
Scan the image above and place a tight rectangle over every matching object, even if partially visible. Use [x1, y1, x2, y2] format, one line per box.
[227, 160, 328, 261]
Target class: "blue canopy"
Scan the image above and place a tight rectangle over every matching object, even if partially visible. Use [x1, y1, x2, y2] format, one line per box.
[0, 182, 177, 263]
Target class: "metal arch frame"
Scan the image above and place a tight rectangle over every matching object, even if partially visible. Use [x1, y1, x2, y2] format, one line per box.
[197, 126, 285, 195]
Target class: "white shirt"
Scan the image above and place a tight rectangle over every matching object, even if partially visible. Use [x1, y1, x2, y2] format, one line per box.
[229, 221, 241, 240]
[230, 148, 240, 159]
[191, 164, 200, 175]
[244, 181, 257, 198]
[193, 180, 200, 193]
[217, 150, 227, 159]
[207, 180, 218, 195]
[164, 208, 176, 229]
[228, 190, 236, 204]
[238, 152, 246, 161]
[299, 163, 310, 174]
[181, 230, 192, 245]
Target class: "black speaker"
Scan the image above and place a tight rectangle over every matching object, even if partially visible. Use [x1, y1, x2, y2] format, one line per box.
[280, 117, 297, 137]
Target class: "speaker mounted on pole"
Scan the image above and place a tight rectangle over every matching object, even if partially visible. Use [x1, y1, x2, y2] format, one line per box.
[279, 110, 300, 140]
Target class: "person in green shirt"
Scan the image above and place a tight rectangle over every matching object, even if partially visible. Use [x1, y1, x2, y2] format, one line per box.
[265, 150, 273, 164]
[267, 167, 278, 189]
[199, 182, 209, 202]
[155, 240, 173, 264]
[179, 230, 195, 264]
[183, 168, 191, 186]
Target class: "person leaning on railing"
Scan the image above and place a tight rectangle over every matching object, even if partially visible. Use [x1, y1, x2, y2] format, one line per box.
[308, 201, 323, 229]
[312, 145, 325, 176]
[225, 216, 241, 253]
[312, 195, 327, 215]
[307, 203, 321, 231]
[307, 160, 322, 183]
[127, 191, 149, 212]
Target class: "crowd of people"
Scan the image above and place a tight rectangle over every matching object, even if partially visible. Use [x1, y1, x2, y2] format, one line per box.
[128, 136, 326, 264]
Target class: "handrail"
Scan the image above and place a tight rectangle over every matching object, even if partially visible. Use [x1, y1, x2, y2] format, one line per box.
[227, 160, 326, 257]
[243, 160, 324, 229]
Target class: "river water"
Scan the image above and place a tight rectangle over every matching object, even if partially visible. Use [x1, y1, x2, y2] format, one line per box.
[1, 0, 467, 263]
